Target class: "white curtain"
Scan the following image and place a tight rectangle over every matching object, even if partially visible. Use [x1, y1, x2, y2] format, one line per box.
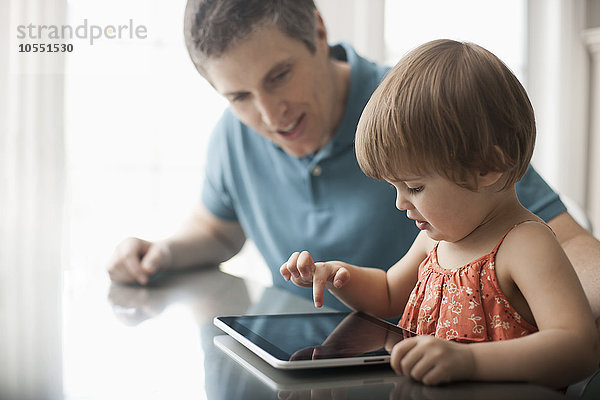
[527, 0, 590, 218]
[585, 27, 600, 237]
[0, 0, 66, 398]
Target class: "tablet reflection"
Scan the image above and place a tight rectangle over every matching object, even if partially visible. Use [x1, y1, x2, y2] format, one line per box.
[289, 312, 413, 361]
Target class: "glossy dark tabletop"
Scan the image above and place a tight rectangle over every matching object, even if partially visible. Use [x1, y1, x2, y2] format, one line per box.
[90, 267, 581, 399]
[3, 266, 577, 399]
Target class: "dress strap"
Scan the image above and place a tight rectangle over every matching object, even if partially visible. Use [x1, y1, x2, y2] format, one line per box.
[490, 220, 553, 256]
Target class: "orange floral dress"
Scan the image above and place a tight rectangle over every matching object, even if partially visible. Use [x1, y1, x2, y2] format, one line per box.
[399, 224, 539, 342]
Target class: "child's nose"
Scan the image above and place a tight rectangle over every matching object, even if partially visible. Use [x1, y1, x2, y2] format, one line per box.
[395, 191, 413, 211]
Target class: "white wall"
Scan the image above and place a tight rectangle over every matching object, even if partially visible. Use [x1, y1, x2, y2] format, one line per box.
[316, 0, 385, 63]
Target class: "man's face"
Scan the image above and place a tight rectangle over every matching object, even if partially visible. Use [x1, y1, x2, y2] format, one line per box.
[203, 23, 340, 158]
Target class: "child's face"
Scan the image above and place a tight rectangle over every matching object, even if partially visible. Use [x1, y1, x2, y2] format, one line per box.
[388, 173, 491, 242]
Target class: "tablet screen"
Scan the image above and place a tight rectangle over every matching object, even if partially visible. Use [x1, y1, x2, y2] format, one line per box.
[214, 312, 415, 366]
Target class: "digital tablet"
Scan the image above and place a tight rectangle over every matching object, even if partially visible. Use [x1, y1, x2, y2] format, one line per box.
[213, 311, 416, 370]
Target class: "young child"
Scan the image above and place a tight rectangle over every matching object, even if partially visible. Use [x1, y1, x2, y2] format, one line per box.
[280, 39, 599, 387]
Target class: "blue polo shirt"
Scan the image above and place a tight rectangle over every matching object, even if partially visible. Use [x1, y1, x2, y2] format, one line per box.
[202, 42, 566, 310]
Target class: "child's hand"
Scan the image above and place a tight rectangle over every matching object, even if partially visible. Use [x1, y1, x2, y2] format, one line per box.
[390, 335, 475, 386]
[280, 251, 350, 308]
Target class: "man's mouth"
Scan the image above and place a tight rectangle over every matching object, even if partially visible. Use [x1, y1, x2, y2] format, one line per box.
[277, 114, 305, 138]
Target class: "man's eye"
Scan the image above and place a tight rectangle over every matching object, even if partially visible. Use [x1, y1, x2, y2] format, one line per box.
[272, 69, 289, 83]
[407, 186, 424, 194]
[232, 93, 249, 102]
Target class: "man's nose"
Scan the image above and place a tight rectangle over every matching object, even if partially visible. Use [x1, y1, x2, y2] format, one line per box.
[256, 93, 286, 128]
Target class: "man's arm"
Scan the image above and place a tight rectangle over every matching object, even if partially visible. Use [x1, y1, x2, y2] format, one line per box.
[107, 204, 246, 285]
[166, 204, 246, 270]
[548, 211, 600, 319]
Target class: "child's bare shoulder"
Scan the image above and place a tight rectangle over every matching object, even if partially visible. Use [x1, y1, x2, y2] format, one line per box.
[498, 219, 568, 269]
[504, 220, 557, 245]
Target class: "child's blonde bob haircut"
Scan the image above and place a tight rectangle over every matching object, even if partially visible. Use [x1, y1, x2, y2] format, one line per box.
[355, 39, 535, 191]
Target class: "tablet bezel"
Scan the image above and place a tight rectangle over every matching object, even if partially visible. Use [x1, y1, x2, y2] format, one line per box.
[213, 311, 415, 370]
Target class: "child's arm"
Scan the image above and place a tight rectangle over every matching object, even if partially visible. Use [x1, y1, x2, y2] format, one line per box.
[280, 231, 432, 318]
[391, 222, 600, 387]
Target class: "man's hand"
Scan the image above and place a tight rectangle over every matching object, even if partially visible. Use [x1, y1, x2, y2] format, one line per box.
[107, 237, 172, 285]
[390, 335, 475, 386]
[280, 251, 350, 308]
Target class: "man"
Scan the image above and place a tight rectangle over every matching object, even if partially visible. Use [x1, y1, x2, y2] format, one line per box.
[108, 0, 600, 316]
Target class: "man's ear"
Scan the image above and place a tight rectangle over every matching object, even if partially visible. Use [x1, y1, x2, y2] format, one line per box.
[314, 10, 328, 44]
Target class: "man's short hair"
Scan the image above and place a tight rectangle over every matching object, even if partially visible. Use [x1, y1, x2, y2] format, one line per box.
[355, 39, 536, 191]
[184, 0, 317, 74]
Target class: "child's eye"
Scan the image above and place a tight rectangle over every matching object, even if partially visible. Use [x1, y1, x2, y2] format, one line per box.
[407, 186, 424, 194]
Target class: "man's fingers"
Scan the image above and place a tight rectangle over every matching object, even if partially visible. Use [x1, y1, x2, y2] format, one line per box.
[141, 242, 171, 274]
[107, 237, 157, 284]
[123, 253, 149, 285]
[107, 262, 136, 283]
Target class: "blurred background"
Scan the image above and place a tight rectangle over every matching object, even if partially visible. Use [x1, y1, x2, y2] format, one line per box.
[1, 0, 599, 398]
